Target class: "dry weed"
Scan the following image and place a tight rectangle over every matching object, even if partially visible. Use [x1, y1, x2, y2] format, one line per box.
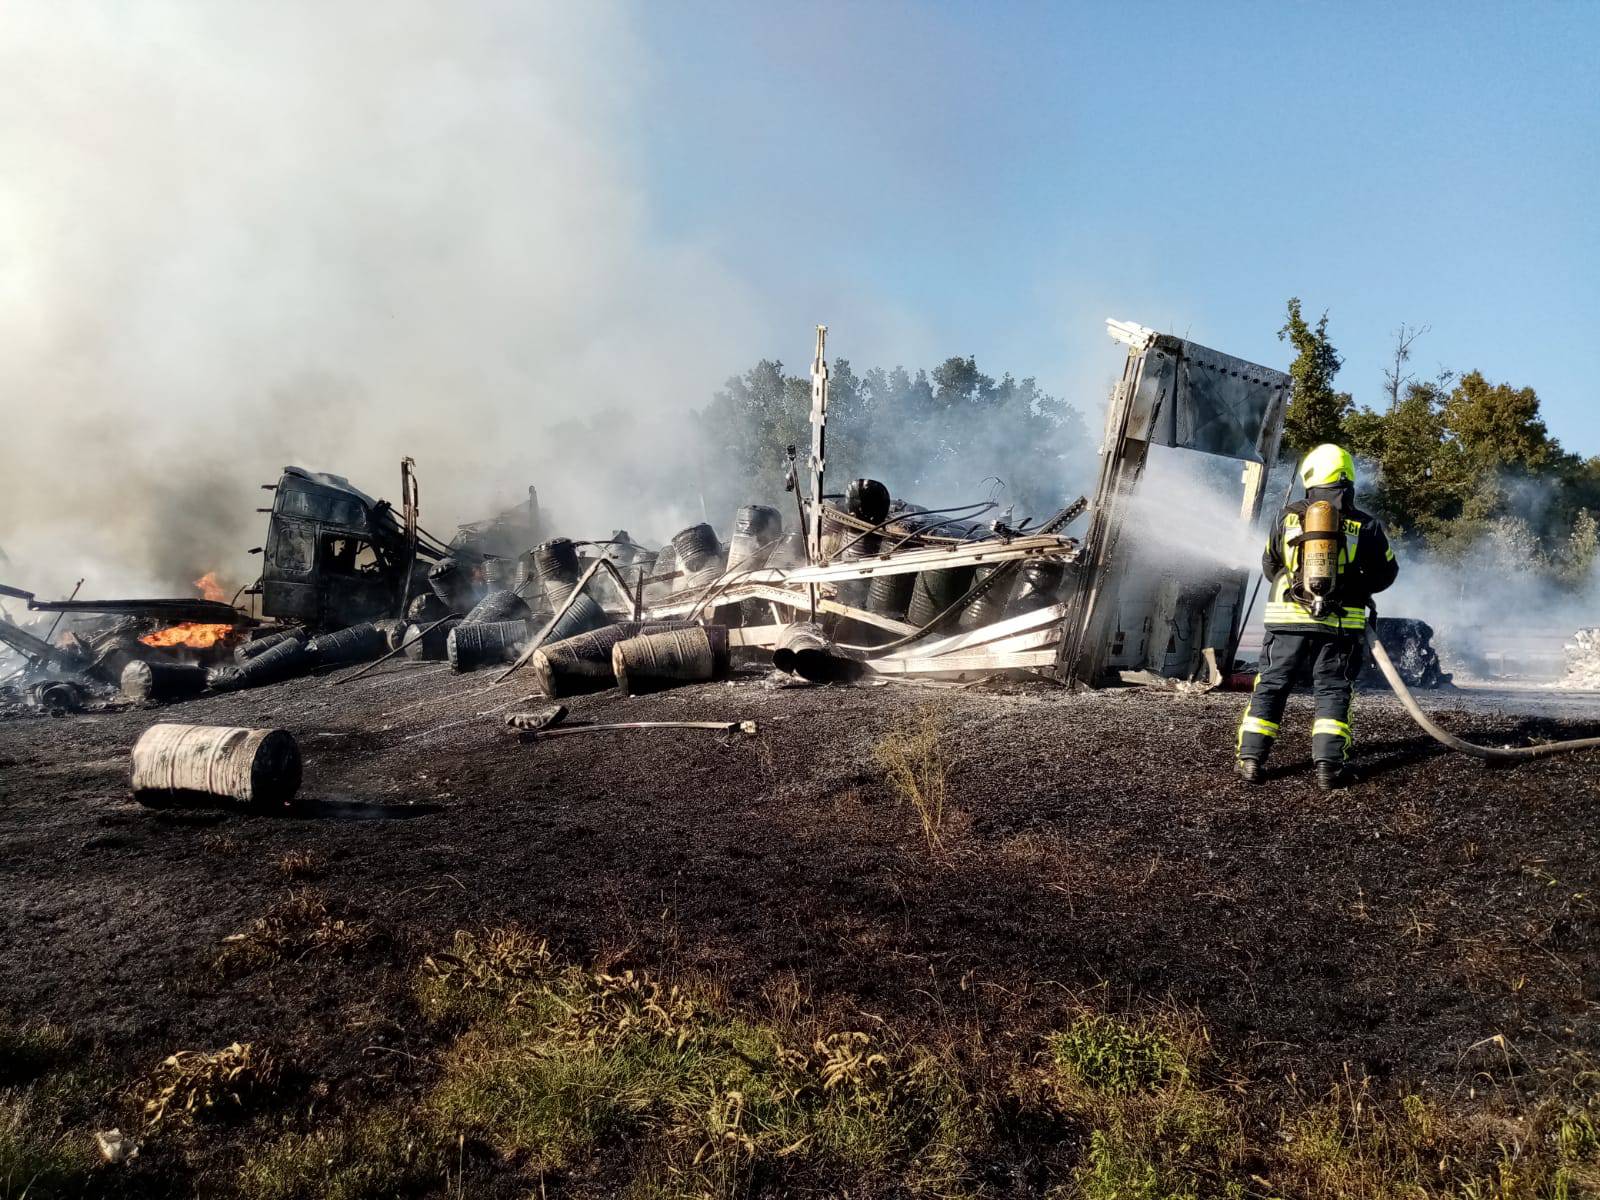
[876, 705, 953, 854]
[143, 1042, 279, 1128]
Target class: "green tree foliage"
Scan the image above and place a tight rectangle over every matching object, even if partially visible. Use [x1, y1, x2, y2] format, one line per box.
[1278, 298, 1354, 452]
[696, 354, 1091, 522]
[1311, 305, 1599, 585]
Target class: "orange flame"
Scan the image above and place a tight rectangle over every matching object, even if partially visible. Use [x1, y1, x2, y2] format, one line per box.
[140, 622, 234, 649]
[138, 572, 236, 649]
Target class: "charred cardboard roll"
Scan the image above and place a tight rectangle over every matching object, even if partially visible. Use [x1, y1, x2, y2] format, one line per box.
[530, 621, 696, 697]
[235, 628, 307, 664]
[130, 723, 302, 809]
[233, 635, 314, 687]
[461, 589, 531, 626]
[770, 623, 866, 684]
[610, 625, 731, 696]
[403, 617, 462, 661]
[121, 660, 208, 703]
[447, 619, 532, 672]
[306, 622, 388, 666]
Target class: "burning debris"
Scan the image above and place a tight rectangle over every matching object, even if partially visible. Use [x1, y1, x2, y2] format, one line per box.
[13, 318, 1440, 723]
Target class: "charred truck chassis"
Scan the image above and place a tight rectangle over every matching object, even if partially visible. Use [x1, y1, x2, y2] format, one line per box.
[257, 468, 437, 629]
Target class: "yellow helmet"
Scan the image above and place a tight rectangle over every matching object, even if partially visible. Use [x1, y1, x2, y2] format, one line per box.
[1299, 443, 1356, 489]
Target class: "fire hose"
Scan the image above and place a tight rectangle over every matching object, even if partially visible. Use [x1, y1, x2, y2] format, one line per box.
[1364, 626, 1600, 761]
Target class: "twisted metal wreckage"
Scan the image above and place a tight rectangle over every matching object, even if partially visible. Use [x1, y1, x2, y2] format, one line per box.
[2, 320, 1309, 712]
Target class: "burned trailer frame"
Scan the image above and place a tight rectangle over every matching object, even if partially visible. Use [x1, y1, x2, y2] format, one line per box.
[1056, 320, 1289, 686]
[259, 467, 440, 629]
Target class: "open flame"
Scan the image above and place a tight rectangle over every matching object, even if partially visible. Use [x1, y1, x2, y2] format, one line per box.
[194, 571, 227, 602]
[140, 622, 234, 649]
[138, 572, 237, 649]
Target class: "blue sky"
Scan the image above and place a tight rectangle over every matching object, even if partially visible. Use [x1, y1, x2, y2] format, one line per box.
[633, 1, 1599, 451]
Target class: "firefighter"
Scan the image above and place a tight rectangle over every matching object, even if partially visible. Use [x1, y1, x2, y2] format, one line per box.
[1236, 443, 1398, 789]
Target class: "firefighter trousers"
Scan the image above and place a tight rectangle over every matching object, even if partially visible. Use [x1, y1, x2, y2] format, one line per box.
[1236, 629, 1364, 765]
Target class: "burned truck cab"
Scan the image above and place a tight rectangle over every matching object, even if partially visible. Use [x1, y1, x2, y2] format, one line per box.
[260, 468, 424, 629]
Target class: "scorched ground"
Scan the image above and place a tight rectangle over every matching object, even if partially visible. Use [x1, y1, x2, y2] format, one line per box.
[2, 672, 1599, 1196]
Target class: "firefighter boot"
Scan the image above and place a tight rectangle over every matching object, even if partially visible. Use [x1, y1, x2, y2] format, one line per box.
[1235, 758, 1264, 785]
[1315, 762, 1354, 791]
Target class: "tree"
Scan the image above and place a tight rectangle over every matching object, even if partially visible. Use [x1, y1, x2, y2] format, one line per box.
[1278, 298, 1354, 452]
[1558, 508, 1599, 586]
[1441, 371, 1559, 473]
[1343, 379, 1455, 540]
[1382, 323, 1429, 412]
[696, 353, 1090, 526]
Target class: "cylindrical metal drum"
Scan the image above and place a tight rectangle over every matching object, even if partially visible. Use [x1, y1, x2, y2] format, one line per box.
[462, 590, 531, 626]
[31, 680, 84, 714]
[514, 554, 537, 596]
[644, 544, 679, 602]
[403, 617, 462, 661]
[725, 506, 783, 575]
[867, 571, 916, 620]
[372, 618, 410, 652]
[446, 619, 531, 672]
[235, 628, 306, 664]
[93, 637, 151, 683]
[534, 538, 581, 607]
[206, 665, 247, 693]
[846, 478, 892, 524]
[834, 531, 881, 611]
[906, 566, 976, 631]
[611, 626, 731, 695]
[671, 523, 720, 567]
[130, 723, 301, 809]
[529, 621, 694, 697]
[1009, 559, 1066, 615]
[957, 565, 1017, 631]
[544, 592, 612, 643]
[428, 558, 477, 615]
[481, 556, 512, 591]
[306, 622, 387, 667]
[121, 660, 208, 703]
[234, 636, 313, 687]
[671, 524, 726, 591]
[408, 590, 448, 622]
[771, 622, 863, 684]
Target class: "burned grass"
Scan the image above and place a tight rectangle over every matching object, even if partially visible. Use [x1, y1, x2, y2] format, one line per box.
[212, 889, 378, 978]
[6, 679, 1600, 1194]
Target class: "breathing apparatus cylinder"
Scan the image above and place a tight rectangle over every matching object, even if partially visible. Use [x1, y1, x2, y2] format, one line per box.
[1299, 499, 1340, 617]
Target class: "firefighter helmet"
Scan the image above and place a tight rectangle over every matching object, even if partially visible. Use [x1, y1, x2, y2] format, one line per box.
[1299, 443, 1356, 489]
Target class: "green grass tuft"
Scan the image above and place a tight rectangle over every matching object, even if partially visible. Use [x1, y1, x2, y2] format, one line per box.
[1049, 1014, 1187, 1096]
[417, 932, 981, 1197]
[237, 1110, 446, 1200]
[0, 1096, 96, 1200]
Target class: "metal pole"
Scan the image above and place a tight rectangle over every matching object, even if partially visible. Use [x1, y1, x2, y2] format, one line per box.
[806, 324, 829, 620]
[43, 579, 84, 645]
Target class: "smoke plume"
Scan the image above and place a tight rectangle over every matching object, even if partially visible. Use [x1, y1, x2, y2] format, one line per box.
[0, 1, 765, 596]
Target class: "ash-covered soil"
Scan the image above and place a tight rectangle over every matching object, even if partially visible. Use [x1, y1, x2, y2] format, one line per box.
[3, 663, 1599, 1192]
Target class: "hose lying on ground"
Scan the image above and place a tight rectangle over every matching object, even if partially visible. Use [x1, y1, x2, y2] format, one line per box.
[1365, 627, 1600, 761]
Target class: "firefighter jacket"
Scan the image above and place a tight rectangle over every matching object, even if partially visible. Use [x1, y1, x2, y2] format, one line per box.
[1261, 499, 1398, 633]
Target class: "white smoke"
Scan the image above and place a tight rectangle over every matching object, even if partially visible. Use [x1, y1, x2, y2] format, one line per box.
[1120, 444, 1265, 575]
[0, 1, 765, 596]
